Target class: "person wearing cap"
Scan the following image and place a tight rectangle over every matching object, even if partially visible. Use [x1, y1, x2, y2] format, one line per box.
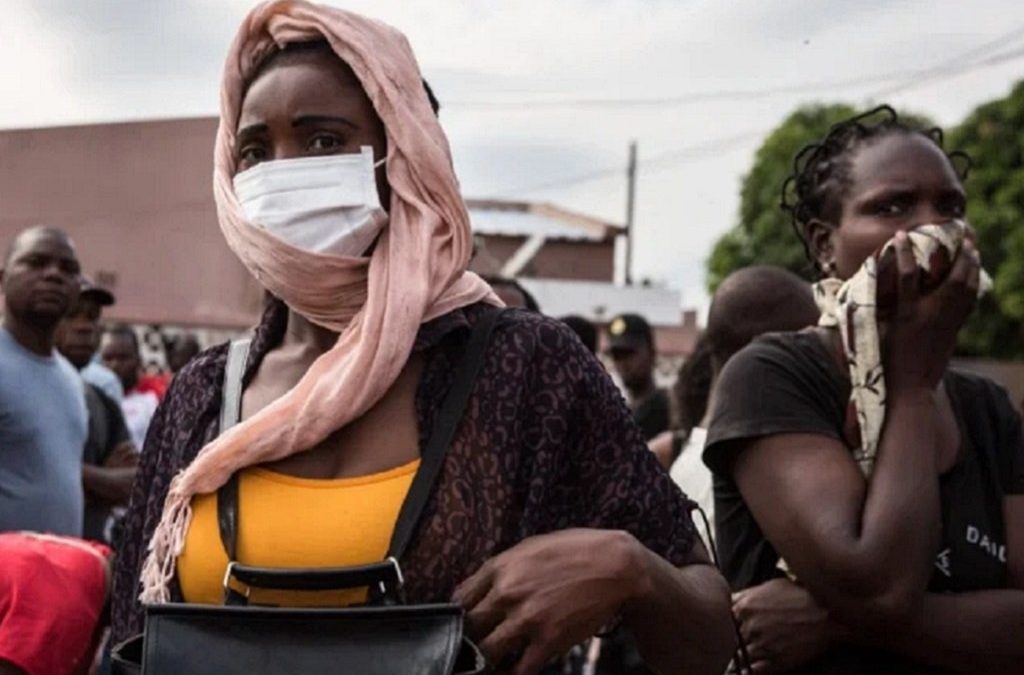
[0, 226, 88, 536]
[76, 283, 124, 402]
[56, 278, 139, 543]
[607, 313, 670, 440]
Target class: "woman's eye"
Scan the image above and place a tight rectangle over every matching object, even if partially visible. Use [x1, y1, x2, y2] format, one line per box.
[943, 200, 966, 218]
[874, 201, 906, 216]
[238, 145, 267, 167]
[309, 134, 343, 152]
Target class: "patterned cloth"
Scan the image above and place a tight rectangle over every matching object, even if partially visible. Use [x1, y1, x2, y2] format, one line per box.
[111, 301, 698, 643]
[813, 221, 991, 475]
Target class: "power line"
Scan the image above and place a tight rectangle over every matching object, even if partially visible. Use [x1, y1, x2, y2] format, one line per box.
[492, 130, 764, 197]
[870, 43, 1024, 98]
[446, 23, 1024, 110]
[489, 27, 1024, 198]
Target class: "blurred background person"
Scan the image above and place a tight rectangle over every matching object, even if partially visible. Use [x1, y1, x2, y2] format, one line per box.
[560, 314, 598, 354]
[166, 333, 201, 377]
[101, 325, 160, 449]
[651, 266, 819, 547]
[483, 275, 541, 312]
[80, 325, 124, 403]
[56, 278, 138, 544]
[607, 313, 670, 440]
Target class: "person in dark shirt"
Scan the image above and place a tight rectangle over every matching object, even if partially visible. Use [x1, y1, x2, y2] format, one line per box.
[166, 333, 201, 376]
[560, 315, 598, 354]
[56, 279, 138, 543]
[607, 313, 670, 440]
[483, 275, 541, 312]
[704, 106, 1024, 674]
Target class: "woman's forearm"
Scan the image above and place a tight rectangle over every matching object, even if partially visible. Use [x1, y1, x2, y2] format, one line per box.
[810, 388, 944, 628]
[867, 590, 1024, 673]
[622, 543, 736, 675]
[82, 464, 137, 504]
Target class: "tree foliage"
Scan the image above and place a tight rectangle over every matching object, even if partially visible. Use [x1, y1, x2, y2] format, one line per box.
[949, 80, 1024, 358]
[705, 104, 857, 291]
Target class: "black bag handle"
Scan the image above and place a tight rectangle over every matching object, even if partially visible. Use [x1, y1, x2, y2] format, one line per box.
[215, 309, 503, 602]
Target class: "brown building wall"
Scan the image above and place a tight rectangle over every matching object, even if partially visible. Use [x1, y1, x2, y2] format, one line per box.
[469, 235, 526, 277]
[0, 117, 263, 328]
[470, 234, 614, 282]
[527, 240, 614, 282]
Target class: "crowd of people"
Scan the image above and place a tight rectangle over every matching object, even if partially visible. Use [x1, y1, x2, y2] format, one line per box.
[1, 2, 1021, 674]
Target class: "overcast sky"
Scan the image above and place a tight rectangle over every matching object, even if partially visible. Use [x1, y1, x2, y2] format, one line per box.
[3, 0, 1024, 311]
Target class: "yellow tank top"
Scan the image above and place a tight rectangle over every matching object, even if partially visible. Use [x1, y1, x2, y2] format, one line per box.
[177, 459, 420, 607]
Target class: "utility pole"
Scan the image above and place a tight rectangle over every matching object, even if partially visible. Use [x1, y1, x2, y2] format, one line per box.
[624, 140, 637, 286]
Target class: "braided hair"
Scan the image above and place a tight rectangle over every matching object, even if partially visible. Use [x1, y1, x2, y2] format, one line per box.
[781, 105, 969, 271]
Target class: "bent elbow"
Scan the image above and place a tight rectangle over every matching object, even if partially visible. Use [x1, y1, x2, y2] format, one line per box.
[862, 585, 920, 630]
[825, 575, 923, 636]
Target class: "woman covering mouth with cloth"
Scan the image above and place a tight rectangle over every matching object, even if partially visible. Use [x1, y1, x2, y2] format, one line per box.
[705, 106, 1024, 674]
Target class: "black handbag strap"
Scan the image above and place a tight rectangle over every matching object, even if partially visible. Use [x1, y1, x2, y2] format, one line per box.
[386, 308, 501, 561]
[215, 309, 503, 592]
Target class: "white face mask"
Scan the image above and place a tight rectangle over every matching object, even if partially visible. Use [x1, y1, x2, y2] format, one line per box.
[233, 146, 387, 257]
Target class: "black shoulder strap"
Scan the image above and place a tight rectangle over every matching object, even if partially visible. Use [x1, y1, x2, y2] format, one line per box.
[217, 337, 251, 562]
[387, 308, 502, 560]
[215, 310, 503, 564]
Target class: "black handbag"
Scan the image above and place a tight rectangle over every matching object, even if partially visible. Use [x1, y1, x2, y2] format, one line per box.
[112, 309, 502, 674]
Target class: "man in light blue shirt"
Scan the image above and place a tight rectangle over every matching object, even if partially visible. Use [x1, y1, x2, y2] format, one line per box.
[0, 226, 87, 536]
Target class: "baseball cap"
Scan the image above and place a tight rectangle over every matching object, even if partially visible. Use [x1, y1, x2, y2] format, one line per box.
[79, 277, 115, 307]
[607, 313, 653, 351]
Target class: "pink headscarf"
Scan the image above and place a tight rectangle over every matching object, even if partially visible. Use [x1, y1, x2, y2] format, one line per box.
[140, 0, 498, 603]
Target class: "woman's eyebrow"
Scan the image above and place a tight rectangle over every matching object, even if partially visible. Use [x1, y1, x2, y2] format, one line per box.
[292, 115, 357, 130]
[856, 184, 916, 201]
[236, 122, 268, 139]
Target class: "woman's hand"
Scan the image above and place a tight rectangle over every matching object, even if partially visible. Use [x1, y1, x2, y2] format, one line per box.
[882, 231, 981, 392]
[452, 529, 645, 675]
[732, 578, 838, 674]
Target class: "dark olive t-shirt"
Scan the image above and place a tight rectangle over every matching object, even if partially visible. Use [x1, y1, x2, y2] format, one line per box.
[83, 383, 132, 542]
[634, 388, 671, 441]
[703, 331, 1024, 675]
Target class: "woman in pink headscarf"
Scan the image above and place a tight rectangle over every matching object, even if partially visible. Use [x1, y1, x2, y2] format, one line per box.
[111, 3, 733, 674]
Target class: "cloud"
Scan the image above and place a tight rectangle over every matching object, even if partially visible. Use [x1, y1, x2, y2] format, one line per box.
[2, 0, 1024, 309]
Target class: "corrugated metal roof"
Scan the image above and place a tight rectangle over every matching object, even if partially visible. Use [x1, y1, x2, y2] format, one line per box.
[470, 207, 602, 241]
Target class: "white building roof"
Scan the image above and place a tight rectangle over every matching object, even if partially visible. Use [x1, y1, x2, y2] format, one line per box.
[467, 199, 622, 242]
[518, 278, 682, 326]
